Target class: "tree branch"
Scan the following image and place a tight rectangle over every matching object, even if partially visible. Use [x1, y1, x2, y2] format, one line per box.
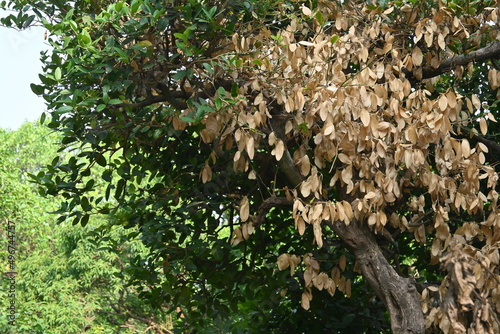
[405, 41, 500, 81]
[457, 127, 500, 165]
[253, 196, 293, 227]
[325, 219, 425, 334]
[278, 150, 305, 188]
[468, 132, 500, 164]
[423, 41, 500, 79]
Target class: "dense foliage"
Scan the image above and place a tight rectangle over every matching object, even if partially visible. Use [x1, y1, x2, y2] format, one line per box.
[2, 0, 500, 333]
[0, 123, 171, 333]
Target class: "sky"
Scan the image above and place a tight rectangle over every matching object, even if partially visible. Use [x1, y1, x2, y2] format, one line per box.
[0, 23, 49, 130]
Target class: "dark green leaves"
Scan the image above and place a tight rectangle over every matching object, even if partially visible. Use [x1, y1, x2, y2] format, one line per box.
[31, 83, 44, 95]
[231, 82, 239, 97]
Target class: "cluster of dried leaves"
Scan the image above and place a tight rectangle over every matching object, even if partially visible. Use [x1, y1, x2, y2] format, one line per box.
[180, 1, 500, 332]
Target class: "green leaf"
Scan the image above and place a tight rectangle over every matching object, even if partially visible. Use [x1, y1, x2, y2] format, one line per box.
[180, 116, 196, 123]
[105, 184, 112, 200]
[217, 86, 226, 96]
[56, 105, 74, 113]
[57, 215, 67, 224]
[115, 179, 126, 199]
[69, 19, 78, 31]
[81, 196, 91, 211]
[84, 179, 95, 191]
[215, 97, 223, 110]
[96, 154, 107, 167]
[72, 215, 80, 225]
[51, 156, 60, 166]
[58, 181, 76, 188]
[115, 1, 124, 12]
[102, 170, 112, 182]
[31, 83, 44, 95]
[80, 214, 89, 227]
[78, 29, 92, 46]
[40, 112, 47, 124]
[108, 99, 123, 104]
[173, 69, 188, 81]
[173, 32, 187, 41]
[231, 83, 239, 97]
[202, 62, 214, 74]
[316, 11, 324, 25]
[22, 15, 35, 28]
[54, 67, 62, 81]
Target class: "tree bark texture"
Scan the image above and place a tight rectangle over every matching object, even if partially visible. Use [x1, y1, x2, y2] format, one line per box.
[329, 220, 425, 334]
[403, 40, 500, 84]
[421, 40, 500, 80]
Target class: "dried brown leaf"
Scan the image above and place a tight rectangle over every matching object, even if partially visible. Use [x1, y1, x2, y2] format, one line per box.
[480, 117, 488, 135]
[301, 292, 311, 310]
[360, 109, 370, 127]
[412, 46, 423, 66]
[277, 253, 290, 271]
[274, 140, 285, 161]
[240, 196, 250, 222]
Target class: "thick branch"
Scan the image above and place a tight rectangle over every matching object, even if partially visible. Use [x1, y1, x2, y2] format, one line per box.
[468, 133, 500, 164]
[406, 41, 500, 81]
[326, 220, 425, 334]
[455, 127, 500, 166]
[423, 41, 500, 79]
[278, 150, 305, 188]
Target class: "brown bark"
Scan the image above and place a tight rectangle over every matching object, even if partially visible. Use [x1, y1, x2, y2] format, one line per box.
[254, 196, 293, 228]
[421, 41, 500, 80]
[404, 40, 500, 83]
[327, 220, 425, 334]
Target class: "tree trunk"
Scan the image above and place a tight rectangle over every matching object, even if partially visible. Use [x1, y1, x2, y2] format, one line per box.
[329, 220, 425, 334]
[277, 134, 424, 332]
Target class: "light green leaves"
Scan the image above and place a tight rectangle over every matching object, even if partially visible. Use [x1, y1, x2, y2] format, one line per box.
[54, 67, 62, 81]
[77, 29, 92, 46]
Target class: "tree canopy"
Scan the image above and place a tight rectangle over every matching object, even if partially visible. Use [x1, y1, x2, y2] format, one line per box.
[2, 0, 500, 333]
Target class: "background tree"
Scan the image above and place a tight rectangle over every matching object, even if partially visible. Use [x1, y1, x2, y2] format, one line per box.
[0, 122, 173, 333]
[2, 0, 500, 333]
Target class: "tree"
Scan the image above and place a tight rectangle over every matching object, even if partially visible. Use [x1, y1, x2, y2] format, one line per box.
[0, 122, 172, 333]
[2, 0, 500, 333]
